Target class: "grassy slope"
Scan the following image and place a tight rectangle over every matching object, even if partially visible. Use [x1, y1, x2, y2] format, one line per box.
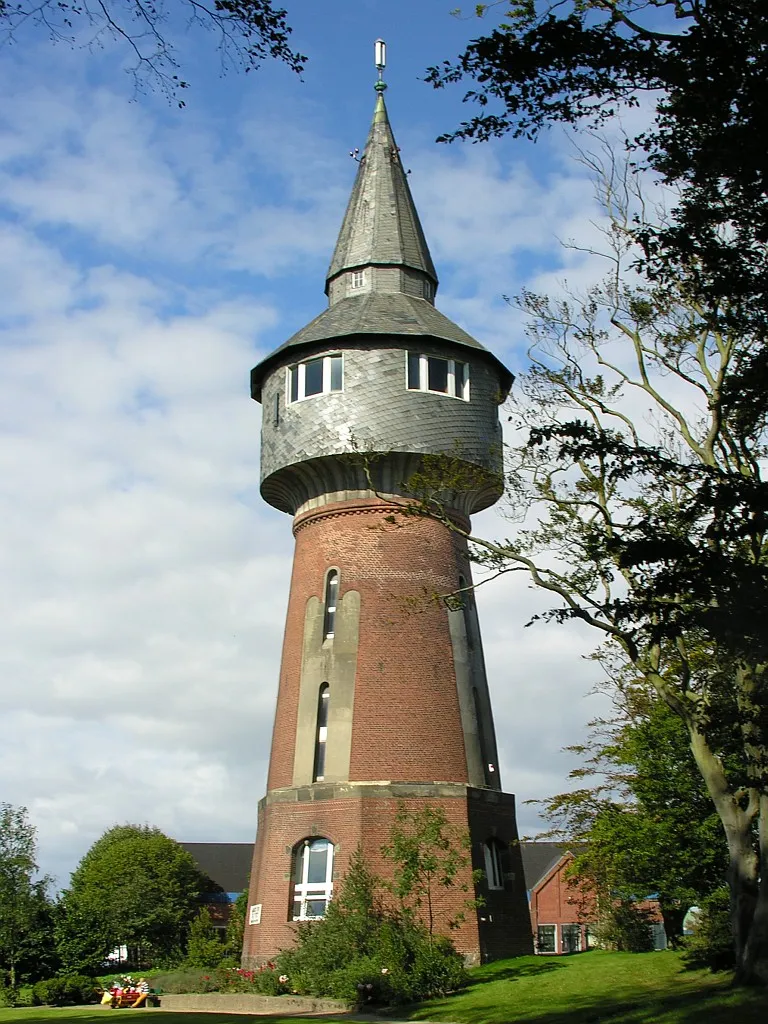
[409, 950, 767, 1024]
[1, 951, 766, 1024]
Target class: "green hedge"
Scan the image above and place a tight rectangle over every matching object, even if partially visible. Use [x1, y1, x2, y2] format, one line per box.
[32, 975, 99, 1005]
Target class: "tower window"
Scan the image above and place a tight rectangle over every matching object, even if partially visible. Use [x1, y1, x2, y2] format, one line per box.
[423, 280, 434, 300]
[323, 570, 338, 639]
[483, 839, 506, 890]
[313, 684, 330, 782]
[291, 838, 334, 920]
[287, 355, 343, 403]
[406, 353, 470, 400]
[351, 270, 365, 289]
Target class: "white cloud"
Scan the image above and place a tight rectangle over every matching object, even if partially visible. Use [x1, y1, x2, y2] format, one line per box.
[0, 27, 621, 891]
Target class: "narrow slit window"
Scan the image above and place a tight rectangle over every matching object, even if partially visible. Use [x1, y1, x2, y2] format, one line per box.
[483, 839, 505, 890]
[323, 571, 338, 639]
[313, 684, 329, 782]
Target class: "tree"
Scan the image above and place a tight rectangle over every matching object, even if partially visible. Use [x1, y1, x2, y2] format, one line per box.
[185, 907, 225, 969]
[1, 0, 304, 102]
[380, 803, 481, 938]
[540, 684, 727, 945]
[403, 146, 768, 982]
[428, 2, 768, 396]
[224, 889, 247, 962]
[276, 846, 467, 1004]
[0, 804, 57, 990]
[58, 824, 207, 971]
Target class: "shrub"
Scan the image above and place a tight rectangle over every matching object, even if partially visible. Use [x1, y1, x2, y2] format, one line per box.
[185, 908, 227, 969]
[275, 848, 467, 1005]
[682, 888, 734, 972]
[32, 975, 99, 1005]
[594, 901, 655, 953]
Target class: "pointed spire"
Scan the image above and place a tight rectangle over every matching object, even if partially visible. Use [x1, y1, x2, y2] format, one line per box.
[325, 63, 438, 300]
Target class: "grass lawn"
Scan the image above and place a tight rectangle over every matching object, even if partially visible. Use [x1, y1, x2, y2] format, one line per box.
[0, 1013, 349, 1023]
[1, 951, 765, 1024]
[410, 949, 768, 1024]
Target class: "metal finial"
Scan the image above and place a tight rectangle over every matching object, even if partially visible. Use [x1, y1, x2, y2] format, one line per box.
[374, 39, 387, 92]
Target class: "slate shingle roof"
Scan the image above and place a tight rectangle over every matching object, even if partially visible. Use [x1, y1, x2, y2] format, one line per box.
[327, 92, 437, 287]
[180, 842, 252, 894]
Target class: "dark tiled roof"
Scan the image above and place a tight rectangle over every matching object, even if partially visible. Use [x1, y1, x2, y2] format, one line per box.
[327, 93, 437, 287]
[250, 293, 513, 399]
[519, 842, 571, 890]
[180, 842, 252, 895]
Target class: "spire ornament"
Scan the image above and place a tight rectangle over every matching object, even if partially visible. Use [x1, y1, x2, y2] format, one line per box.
[374, 38, 387, 92]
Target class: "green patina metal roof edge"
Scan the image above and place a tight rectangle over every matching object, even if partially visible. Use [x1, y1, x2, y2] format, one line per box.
[250, 293, 514, 400]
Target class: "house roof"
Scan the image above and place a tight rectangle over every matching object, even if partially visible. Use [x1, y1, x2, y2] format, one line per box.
[519, 842, 573, 890]
[180, 839, 572, 896]
[180, 842, 252, 895]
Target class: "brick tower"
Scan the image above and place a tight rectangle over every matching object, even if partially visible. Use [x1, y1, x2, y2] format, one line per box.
[242, 56, 532, 965]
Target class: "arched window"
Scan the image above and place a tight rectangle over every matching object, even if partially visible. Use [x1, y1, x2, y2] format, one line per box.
[291, 838, 334, 920]
[323, 570, 339, 639]
[313, 684, 330, 782]
[484, 839, 506, 890]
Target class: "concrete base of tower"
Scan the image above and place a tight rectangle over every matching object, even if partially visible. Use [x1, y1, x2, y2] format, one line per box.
[242, 781, 533, 966]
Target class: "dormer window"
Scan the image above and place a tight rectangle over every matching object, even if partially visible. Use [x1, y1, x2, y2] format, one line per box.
[406, 353, 470, 401]
[351, 270, 365, 290]
[288, 355, 343, 403]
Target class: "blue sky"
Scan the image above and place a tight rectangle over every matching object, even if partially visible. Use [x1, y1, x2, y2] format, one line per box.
[0, 0, 617, 884]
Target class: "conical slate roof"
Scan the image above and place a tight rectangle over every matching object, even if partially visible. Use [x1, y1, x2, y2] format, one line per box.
[250, 87, 513, 400]
[326, 91, 438, 290]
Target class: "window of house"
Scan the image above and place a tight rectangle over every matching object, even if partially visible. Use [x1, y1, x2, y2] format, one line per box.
[483, 840, 505, 890]
[291, 838, 334, 920]
[423, 280, 434, 300]
[537, 925, 556, 953]
[323, 571, 338, 639]
[406, 352, 469, 400]
[351, 270, 365, 289]
[287, 355, 343, 403]
[561, 924, 582, 953]
[313, 684, 330, 782]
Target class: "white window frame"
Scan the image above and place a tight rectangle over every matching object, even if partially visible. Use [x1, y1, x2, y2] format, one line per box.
[291, 838, 334, 921]
[406, 352, 470, 401]
[483, 840, 505, 890]
[560, 923, 582, 953]
[423, 279, 434, 300]
[287, 355, 343, 403]
[350, 269, 365, 289]
[536, 923, 557, 954]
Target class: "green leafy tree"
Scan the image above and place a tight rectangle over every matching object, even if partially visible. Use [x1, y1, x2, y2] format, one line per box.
[277, 846, 466, 1004]
[541, 687, 727, 945]
[403, 144, 768, 982]
[381, 803, 482, 938]
[58, 824, 207, 971]
[224, 889, 247, 962]
[0, 804, 57, 989]
[428, 1, 768, 340]
[0, 0, 304, 102]
[185, 907, 225, 969]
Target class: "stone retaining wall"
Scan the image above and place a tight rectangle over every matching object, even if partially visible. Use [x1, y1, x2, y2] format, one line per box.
[157, 992, 354, 1015]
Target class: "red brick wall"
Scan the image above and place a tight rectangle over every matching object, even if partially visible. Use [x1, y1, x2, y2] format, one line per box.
[243, 788, 532, 965]
[267, 498, 474, 790]
[245, 496, 532, 966]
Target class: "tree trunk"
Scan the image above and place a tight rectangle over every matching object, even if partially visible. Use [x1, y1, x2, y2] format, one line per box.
[658, 901, 686, 949]
[689, 726, 766, 984]
[740, 794, 768, 985]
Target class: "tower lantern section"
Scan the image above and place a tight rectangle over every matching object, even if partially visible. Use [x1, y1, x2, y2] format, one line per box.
[243, 79, 532, 966]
